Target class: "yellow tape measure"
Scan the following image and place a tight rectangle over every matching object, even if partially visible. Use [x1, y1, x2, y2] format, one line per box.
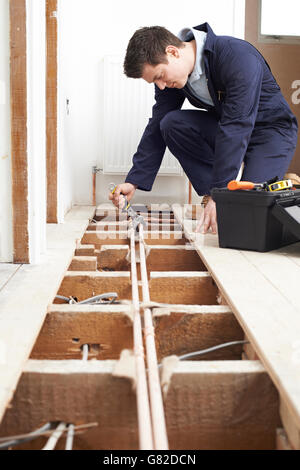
[267, 179, 293, 192]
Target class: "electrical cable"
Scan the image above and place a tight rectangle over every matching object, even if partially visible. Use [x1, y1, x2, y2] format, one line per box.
[78, 292, 118, 304]
[55, 294, 73, 303]
[55, 292, 118, 305]
[0, 422, 52, 450]
[0, 422, 98, 444]
[157, 340, 249, 368]
[177, 340, 249, 360]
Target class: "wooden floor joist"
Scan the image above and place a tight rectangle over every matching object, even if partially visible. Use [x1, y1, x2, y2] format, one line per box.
[87, 221, 182, 232]
[69, 256, 98, 271]
[81, 231, 187, 247]
[75, 244, 96, 256]
[1, 203, 299, 450]
[0, 360, 139, 450]
[0, 359, 280, 450]
[153, 305, 244, 362]
[30, 304, 134, 360]
[162, 360, 280, 450]
[57, 272, 132, 302]
[97, 245, 206, 272]
[30, 304, 244, 362]
[149, 272, 217, 304]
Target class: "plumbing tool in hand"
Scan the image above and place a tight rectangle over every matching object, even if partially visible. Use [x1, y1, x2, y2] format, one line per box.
[109, 183, 146, 234]
[227, 177, 293, 192]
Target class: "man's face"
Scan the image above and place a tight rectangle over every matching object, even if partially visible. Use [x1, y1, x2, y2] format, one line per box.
[142, 46, 189, 90]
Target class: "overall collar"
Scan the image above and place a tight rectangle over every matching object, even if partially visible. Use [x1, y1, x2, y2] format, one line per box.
[192, 22, 216, 54]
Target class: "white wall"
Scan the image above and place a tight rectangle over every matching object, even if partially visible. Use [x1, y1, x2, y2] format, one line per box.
[57, 4, 74, 221]
[26, 0, 47, 263]
[0, 0, 47, 264]
[58, 0, 245, 207]
[0, 0, 13, 262]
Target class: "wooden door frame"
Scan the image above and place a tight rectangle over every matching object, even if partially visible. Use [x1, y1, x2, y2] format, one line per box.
[46, 0, 58, 223]
[10, 0, 29, 263]
[10, 0, 58, 262]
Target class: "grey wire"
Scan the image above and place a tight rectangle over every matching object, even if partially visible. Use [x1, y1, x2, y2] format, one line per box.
[55, 293, 118, 305]
[177, 340, 249, 361]
[0, 422, 98, 443]
[55, 294, 72, 303]
[0, 422, 52, 450]
[78, 292, 118, 305]
[157, 340, 249, 368]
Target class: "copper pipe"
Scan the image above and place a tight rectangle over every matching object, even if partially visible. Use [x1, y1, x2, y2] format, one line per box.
[188, 181, 192, 204]
[92, 172, 96, 206]
[92, 167, 101, 206]
[129, 227, 154, 450]
[139, 225, 169, 450]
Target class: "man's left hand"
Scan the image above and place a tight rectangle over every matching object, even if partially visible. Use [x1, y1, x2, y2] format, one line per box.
[195, 196, 218, 234]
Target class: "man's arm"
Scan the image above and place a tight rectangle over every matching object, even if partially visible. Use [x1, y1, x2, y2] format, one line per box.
[125, 86, 185, 190]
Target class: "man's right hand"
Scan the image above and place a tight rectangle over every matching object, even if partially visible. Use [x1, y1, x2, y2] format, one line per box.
[108, 183, 137, 209]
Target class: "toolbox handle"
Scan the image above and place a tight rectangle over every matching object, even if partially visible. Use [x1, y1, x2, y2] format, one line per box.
[271, 198, 300, 240]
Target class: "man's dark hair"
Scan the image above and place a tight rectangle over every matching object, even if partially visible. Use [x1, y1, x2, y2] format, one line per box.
[123, 26, 184, 78]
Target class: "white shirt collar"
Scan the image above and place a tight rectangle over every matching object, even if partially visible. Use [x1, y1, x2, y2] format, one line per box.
[177, 27, 207, 83]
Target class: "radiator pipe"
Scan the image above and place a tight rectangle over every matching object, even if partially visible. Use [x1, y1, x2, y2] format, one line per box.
[188, 181, 192, 204]
[92, 166, 102, 206]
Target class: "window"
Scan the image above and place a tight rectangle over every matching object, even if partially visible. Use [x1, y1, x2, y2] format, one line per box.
[259, 0, 300, 44]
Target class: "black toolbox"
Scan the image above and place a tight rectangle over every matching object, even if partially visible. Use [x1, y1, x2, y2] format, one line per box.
[211, 188, 300, 252]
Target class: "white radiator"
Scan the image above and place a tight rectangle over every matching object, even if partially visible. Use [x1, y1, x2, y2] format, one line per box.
[100, 55, 182, 175]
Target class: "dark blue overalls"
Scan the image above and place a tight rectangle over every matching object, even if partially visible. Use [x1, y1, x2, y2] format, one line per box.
[125, 22, 298, 195]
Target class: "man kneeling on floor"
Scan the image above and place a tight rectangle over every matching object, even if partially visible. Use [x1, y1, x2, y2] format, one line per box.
[109, 22, 298, 234]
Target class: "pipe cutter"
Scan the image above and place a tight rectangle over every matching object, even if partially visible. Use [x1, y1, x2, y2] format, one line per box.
[109, 183, 146, 234]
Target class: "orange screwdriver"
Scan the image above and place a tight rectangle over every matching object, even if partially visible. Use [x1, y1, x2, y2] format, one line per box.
[228, 179, 293, 192]
[227, 180, 265, 190]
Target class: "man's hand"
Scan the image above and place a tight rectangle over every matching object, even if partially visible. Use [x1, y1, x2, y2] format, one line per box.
[195, 196, 218, 234]
[109, 183, 137, 209]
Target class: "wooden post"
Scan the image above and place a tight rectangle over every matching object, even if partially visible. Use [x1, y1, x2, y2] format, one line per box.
[46, 0, 58, 222]
[10, 0, 29, 262]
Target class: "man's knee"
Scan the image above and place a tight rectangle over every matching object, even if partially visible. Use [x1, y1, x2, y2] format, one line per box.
[160, 110, 182, 139]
